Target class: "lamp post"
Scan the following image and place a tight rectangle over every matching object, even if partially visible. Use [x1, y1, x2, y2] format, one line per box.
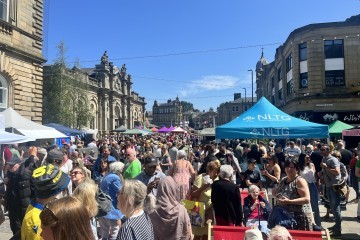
[248, 69, 254, 106]
[243, 87, 247, 111]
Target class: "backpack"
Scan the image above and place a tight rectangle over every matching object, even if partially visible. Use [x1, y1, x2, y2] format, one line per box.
[96, 188, 112, 217]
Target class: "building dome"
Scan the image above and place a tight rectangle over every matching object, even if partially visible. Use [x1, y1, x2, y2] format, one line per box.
[256, 50, 269, 70]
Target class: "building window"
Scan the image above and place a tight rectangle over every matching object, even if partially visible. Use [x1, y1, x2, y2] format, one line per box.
[277, 67, 282, 81]
[0, 74, 8, 109]
[286, 53, 293, 72]
[325, 70, 345, 87]
[299, 43, 307, 61]
[232, 107, 235, 112]
[271, 76, 275, 89]
[299, 72, 308, 88]
[278, 89, 283, 101]
[0, 0, 8, 21]
[235, 107, 238, 111]
[287, 79, 294, 95]
[324, 40, 344, 59]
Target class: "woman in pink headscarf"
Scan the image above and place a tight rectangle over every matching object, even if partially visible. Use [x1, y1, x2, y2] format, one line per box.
[149, 176, 192, 240]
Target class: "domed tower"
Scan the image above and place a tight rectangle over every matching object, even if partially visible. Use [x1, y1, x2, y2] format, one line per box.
[256, 49, 269, 71]
[255, 49, 269, 98]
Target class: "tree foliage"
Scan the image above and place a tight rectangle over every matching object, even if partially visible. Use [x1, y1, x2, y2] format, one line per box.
[180, 101, 194, 113]
[43, 41, 92, 128]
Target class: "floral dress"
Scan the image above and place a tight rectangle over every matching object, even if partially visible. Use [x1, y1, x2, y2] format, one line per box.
[172, 161, 191, 200]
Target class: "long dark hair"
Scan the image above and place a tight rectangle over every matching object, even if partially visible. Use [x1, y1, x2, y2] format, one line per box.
[298, 153, 307, 171]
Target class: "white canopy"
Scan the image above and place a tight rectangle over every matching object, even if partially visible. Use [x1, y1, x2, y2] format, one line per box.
[171, 127, 187, 133]
[199, 128, 215, 137]
[0, 108, 67, 141]
[0, 130, 29, 144]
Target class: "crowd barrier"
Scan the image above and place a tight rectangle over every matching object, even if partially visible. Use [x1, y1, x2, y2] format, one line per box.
[207, 220, 330, 240]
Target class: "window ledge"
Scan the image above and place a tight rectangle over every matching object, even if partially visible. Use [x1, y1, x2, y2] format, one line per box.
[0, 20, 13, 35]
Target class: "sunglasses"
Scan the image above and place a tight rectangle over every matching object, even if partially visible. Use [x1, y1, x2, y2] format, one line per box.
[42, 204, 58, 223]
[70, 171, 83, 175]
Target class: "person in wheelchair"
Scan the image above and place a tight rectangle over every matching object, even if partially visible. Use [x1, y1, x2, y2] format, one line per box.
[243, 184, 271, 235]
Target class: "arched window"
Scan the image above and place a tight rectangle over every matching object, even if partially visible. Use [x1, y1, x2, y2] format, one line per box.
[0, 74, 8, 110]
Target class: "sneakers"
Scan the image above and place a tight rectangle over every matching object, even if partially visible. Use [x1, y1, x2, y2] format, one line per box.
[329, 229, 342, 237]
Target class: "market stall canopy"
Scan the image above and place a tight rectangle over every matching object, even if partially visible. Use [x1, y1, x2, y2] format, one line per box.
[328, 120, 353, 135]
[168, 125, 175, 131]
[158, 126, 169, 133]
[45, 123, 85, 136]
[342, 126, 360, 136]
[151, 127, 158, 132]
[199, 128, 215, 137]
[0, 108, 67, 141]
[121, 128, 144, 135]
[112, 125, 127, 132]
[171, 127, 186, 133]
[216, 97, 329, 139]
[0, 130, 29, 144]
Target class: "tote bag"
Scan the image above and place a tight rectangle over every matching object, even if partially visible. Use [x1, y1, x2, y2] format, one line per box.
[181, 199, 206, 227]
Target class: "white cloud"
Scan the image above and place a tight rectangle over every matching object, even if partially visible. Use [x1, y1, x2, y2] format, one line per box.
[179, 75, 239, 97]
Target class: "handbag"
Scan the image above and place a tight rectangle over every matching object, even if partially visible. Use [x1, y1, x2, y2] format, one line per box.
[332, 179, 348, 198]
[181, 199, 206, 227]
[96, 189, 112, 217]
[267, 205, 297, 230]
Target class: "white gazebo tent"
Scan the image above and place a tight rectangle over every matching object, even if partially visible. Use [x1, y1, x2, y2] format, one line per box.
[0, 130, 29, 143]
[0, 107, 67, 141]
[171, 127, 187, 133]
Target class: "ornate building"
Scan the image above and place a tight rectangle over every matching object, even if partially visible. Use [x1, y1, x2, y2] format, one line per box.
[43, 52, 146, 132]
[0, 0, 45, 122]
[256, 15, 360, 125]
[152, 97, 182, 127]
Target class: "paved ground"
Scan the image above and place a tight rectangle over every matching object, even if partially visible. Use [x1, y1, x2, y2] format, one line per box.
[0, 189, 359, 240]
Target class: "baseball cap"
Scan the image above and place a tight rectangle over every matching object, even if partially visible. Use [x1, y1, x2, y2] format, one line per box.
[47, 149, 63, 162]
[32, 164, 70, 199]
[144, 157, 158, 167]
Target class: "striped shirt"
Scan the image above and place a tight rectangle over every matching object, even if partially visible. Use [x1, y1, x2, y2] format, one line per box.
[117, 211, 154, 240]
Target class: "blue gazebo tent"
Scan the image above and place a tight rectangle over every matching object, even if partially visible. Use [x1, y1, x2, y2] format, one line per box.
[216, 97, 329, 139]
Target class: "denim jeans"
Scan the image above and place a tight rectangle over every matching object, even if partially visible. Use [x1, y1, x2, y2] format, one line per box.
[309, 182, 321, 227]
[326, 187, 341, 231]
[357, 182, 360, 217]
[98, 217, 120, 240]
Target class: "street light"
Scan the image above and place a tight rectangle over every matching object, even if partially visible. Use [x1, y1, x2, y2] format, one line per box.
[243, 87, 247, 111]
[248, 69, 254, 106]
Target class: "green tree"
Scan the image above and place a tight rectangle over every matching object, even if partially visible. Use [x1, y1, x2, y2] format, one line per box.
[43, 41, 92, 128]
[180, 101, 194, 113]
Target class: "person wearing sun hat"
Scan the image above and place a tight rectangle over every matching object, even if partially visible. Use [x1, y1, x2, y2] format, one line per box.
[21, 164, 70, 240]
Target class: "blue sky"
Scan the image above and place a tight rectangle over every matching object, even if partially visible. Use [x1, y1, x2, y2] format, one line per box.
[44, 0, 360, 112]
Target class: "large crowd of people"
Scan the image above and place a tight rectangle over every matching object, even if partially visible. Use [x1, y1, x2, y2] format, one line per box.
[0, 133, 359, 240]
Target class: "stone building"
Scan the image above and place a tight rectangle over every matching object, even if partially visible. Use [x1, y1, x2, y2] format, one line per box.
[256, 15, 360, 125]
[152, 97, 182, 127]
[217, 93, 255, 126]
[43, 52, 146, 132]
[0, 0, 45, 122]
